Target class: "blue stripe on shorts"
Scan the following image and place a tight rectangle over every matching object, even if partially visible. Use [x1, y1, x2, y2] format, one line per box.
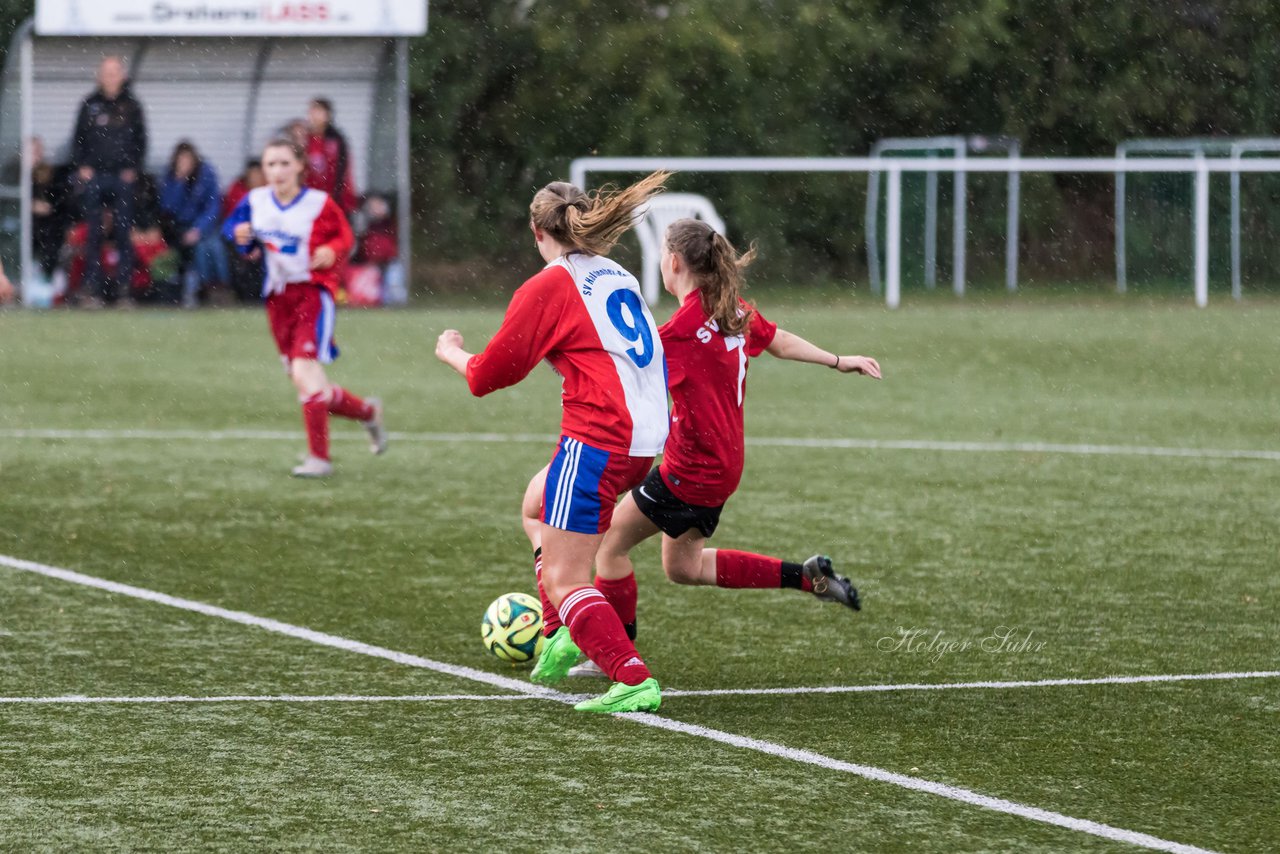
[543, 436, 610, 534]
[315, 289, 339, 364]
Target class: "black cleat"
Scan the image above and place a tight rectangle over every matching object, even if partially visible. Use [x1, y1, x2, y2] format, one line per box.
[802, 554, 861, 611]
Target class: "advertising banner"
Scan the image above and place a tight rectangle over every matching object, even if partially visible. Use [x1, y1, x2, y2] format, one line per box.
[36, 0, 427, 37]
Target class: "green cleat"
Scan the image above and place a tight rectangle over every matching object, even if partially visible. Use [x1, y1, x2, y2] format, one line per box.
[530, 626, 581, 685]
[574, 677, 662, 713]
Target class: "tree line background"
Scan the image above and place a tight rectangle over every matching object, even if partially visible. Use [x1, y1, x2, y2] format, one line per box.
[5, 0, 1280, 293]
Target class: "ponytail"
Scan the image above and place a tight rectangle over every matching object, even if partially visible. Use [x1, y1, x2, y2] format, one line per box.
[665, 218, 757, 336]
[530, 170, 671, 256]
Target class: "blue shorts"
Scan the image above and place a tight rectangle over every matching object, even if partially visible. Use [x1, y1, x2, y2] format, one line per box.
[542, 436, 652, 535]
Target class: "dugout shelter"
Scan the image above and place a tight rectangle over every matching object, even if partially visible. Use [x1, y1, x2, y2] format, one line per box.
[0, 0, 426, 304]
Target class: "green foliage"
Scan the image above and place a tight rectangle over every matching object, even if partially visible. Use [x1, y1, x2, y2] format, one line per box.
[5, 1, 1280, 285]
[405, 1, 1280, 286]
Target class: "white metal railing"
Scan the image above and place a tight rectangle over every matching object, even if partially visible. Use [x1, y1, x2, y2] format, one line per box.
[570, 155, 1280, 308]
[632, 193, 725, 304]
[865, 136, 1021, 297]
[1228, 140, 1280, 301]
[1112, 138, 1276, 295]
[865, 136, 968, 295]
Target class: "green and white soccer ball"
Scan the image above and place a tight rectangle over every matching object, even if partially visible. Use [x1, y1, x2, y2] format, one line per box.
[481, 592, 545, 664]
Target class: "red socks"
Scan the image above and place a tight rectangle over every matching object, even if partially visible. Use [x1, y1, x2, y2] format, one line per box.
[301, 392, 329, 461]
[534, 548, 563, 637]
[559, 586, 651, 685]
[594, 573, 637, 640]
[715, 550, 812, 591]
[299, 387, 373, 462]
[328, 386, 373, 421]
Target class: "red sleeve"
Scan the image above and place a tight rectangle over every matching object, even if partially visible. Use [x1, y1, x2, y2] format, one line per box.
[314, 195, 354, 258]
[744, 302, 777, 356]
[465, 266, 574, 397]
[221, 183, 245, 219]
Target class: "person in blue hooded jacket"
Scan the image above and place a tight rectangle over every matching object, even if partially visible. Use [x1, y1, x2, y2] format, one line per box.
[159, 140, 229, 307]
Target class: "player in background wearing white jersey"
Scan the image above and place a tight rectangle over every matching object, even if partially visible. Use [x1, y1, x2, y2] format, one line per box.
[223, 139, 386, 478]
[436, 173, 671, 713]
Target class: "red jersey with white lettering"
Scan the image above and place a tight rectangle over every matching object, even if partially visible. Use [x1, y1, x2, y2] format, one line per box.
[222, 186, 353, 297]
[658, 291, 777, 506]
[465, 254, 669, 457]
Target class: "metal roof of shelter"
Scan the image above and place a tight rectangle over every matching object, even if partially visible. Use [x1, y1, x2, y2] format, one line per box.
[0, 1, 424, 296]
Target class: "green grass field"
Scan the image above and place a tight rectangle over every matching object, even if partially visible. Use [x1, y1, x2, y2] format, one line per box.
[1, 296, 1277, 852]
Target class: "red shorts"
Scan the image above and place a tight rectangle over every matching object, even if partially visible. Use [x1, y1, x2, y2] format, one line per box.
[542, 436, 652, 534]
[266, 284, 338, 363]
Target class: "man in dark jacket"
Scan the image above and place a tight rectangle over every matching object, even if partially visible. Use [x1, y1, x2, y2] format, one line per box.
[71, 56, 147, 306]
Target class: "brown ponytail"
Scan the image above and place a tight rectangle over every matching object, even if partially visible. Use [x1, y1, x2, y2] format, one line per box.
[530, 171, 671, 256]
[665, 218, 757, 336]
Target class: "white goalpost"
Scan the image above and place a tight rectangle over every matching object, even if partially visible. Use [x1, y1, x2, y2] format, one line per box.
[864, 135, 1021, 297]
[571, 155, 1280, 309]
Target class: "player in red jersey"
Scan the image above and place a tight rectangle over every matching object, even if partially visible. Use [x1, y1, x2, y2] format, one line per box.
[436, 172, 672, 713]
[224, 139, 387, 478]
[579, 218, 881, 660]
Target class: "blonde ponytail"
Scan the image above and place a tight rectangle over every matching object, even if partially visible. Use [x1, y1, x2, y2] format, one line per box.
[530, 171, 672, 256]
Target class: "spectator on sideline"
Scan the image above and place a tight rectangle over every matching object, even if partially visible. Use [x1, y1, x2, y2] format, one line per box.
[159, 140, 228, 308]
[0, 259, 15, 305]
[222, 158, 267, 302]
[1, 137, 71, 284]
[70, 55, 148, 307]
[64, 212, 172, 305]
[305, 98, 358, 214]
[29, 136, 73, 282]
[221, 158, 264, 219]
[349, 193, 406, 304]
[283, 119, 309, 152]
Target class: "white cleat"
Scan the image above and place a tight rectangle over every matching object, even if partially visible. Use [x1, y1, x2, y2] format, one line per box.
[291, 455, 333, 478]
[566, 658, 609, 679]
[363, 397, 388, 455]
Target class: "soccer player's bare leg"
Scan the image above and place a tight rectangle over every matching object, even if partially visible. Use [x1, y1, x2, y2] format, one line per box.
[662, 530, 714, 585]
[594, 493, 662, 639]
[522, 466, 563, 636]
[521, 467, 546, 551]
[597, 493, 662, 580]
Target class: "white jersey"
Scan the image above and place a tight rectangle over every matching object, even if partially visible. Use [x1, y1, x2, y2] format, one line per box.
[223, 186, 351, 296]
[464, 253, 669, 457]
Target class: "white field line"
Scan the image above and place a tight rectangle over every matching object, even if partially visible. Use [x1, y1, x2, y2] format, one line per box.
[0, 693, 538, 705]
[663, 670, 1280, 698]
[2, 427, 1278, 462]
[0, 553, 1220, 854]
[0, 554, 549, 698]
[626, 711, 1216, 854]
[10, 669, 1279, 705]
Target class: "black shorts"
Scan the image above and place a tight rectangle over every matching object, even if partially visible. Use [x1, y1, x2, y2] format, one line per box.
[631, 467, 724, 539]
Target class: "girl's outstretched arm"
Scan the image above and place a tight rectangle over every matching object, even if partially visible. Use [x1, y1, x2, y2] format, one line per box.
[765, 328, 882, 378]
[435, 330, 472, 377]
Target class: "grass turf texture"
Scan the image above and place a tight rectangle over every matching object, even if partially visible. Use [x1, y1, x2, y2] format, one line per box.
[1, 299, 1277, 851]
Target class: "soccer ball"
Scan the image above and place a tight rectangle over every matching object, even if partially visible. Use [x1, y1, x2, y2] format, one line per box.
[481, 592, 545, 664]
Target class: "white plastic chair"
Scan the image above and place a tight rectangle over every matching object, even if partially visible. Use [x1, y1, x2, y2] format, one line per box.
[633, 193, 726, 305]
